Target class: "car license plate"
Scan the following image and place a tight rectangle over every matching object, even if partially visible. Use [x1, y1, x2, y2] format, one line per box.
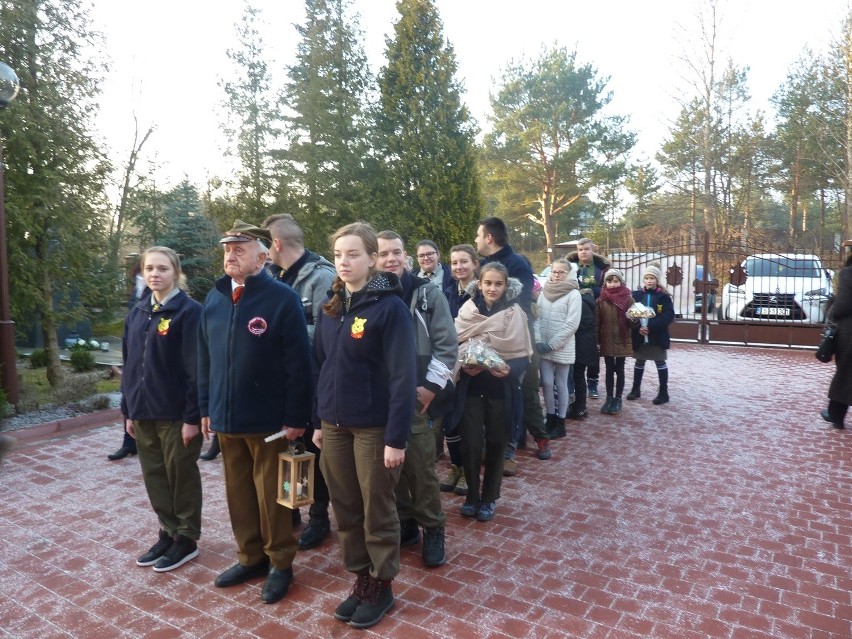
[756, 307, 790, 316]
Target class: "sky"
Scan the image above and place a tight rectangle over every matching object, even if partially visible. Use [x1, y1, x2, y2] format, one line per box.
[88, 0, 852, 188]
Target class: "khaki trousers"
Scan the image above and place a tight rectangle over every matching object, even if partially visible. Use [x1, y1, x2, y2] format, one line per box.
[395, 410, 445, 528]
[134, 419, 203, 540]
[219, 433, 296, 569]
[320, 422, 402, 580]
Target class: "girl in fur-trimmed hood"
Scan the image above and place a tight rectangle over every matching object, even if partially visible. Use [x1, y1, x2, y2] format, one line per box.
[451, 262, 532, 524]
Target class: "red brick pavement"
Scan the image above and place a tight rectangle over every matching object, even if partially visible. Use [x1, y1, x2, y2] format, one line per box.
[0, 343, 849, 638]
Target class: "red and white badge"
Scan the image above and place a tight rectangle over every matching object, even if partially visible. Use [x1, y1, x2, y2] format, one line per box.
[247, 316, 268, 335]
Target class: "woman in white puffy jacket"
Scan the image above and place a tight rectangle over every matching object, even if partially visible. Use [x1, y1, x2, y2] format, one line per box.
[535, 259, 582, 433]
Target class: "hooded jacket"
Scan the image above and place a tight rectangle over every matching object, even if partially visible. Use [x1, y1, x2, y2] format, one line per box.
[399, 270, 458, 417]
[535, 284, 582, 365]
[448, 277, 531, 436]
[566, 251, 611, 298]
[198, 268, 313, 434]
[479, 244, 534, 316]
[574, 289, 599, 366]
[121, 289, 201, 424]
[268, 250, 335, 341]
[313, 272, 416, 449]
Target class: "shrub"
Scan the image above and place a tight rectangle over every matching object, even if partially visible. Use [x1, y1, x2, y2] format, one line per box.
[53, 371, 98, 404]
[29, 349, 49, 368]
[69, 350, 95, 373]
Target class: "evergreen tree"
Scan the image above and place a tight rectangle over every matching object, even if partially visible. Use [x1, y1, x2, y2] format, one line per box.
[159, 179, 220, 300]
[0, 0, 112, 387]
[220, 1, 278, 224]
[281, 0, 373, 250]
[375, 0, 481, 250]
[485, 46, 635, 258]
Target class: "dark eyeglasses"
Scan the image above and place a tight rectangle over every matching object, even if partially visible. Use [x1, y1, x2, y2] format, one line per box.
[417, 251, 437, 259]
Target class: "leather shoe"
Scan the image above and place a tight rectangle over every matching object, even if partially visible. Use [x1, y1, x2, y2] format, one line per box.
[199, 435, 220, 461]
[107, 446, 137, 461]
[261, 567, 293, 604]
[821, 409, 845, 429]
[298, 517, 330, 550]
[214, 560, 270, 588]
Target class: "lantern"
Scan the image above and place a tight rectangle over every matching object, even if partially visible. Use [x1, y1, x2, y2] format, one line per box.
[277, 441, 315, 509]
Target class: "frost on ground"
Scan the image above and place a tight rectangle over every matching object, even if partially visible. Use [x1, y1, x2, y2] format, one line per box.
[0, 391, 121, 432]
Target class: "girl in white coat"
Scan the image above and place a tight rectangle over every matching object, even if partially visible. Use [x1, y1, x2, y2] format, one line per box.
[535, 259, 582, 432]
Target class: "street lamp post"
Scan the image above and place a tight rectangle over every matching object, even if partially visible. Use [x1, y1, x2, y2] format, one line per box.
[0, 61, 20, 405]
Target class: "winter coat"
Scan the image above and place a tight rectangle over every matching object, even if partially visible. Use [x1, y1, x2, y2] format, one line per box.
[479, 244, 534, 317]
[448, 277, 531, 437]
[566, 251, 611, 298]
[121, 289, 201, 425]
[399, 270, 458, 417]
[535, 286, 582, 365]
[313, 272, 416, 449]
[198, 269, 313, 435]
[416, 262, 453, 292]
[268, 250, 336, 342]
[574, 289, 599, 366]
[630, 287, 675, 351]
[829, 263, 852, 405]
[444, 279, 472, 319]
[597, 292, 633, 358]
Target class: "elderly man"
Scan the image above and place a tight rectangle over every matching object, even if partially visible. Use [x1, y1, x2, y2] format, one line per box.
[262, 213, 336, 551]
[198, 220, 313, 605]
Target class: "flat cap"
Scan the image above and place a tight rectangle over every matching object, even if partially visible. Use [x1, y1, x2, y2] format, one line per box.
[219, 219, 272, 244]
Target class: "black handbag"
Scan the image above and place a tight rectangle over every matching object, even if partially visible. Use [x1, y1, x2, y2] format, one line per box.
[815, 323, 838, 363]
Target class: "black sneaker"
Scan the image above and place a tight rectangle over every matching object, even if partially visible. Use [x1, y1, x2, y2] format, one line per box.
[349, 578, 394, 629]
[422, 527, 446, 567]
[136, 530, 173, 567]
[152, 534, 198, 572]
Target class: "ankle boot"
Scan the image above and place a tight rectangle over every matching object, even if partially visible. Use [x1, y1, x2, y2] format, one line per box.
[652, 387, 669, 405]
[626, 367, 644, 400]
[600, 396, 614, 414]
[200, 434, 220, 460]
[549, 414, 566, 438]
[609, 397, 622, 414]
[349, 577, 395, 629]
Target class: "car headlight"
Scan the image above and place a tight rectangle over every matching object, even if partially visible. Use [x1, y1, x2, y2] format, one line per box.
[804, 288, 829, 298]
[728, 285, 746, 297]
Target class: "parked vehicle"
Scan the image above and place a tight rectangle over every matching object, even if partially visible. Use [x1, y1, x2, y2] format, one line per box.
[718, 254, 833, 322]
[694, 265, 716, 314]
[537, 265, 551, 286]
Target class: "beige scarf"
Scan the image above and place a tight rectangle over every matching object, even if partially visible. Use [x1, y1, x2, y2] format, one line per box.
[453, 300, 532, 380]
[542, 278, 579, 302]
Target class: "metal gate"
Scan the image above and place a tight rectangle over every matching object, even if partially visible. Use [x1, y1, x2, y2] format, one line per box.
[598, 233, 844, 349]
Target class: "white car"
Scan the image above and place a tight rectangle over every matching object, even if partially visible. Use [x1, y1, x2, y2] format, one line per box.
[719, 253, 833, 322]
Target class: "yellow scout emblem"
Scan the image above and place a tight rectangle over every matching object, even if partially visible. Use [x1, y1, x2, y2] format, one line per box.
[351, 316, 367, 339]
[157, 318, 171, 336]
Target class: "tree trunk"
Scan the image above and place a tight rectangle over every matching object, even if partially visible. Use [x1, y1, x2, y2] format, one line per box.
[41, 270, 63, 388]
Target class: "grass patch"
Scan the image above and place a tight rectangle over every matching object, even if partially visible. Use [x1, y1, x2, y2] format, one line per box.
[17, 362, 118, 413]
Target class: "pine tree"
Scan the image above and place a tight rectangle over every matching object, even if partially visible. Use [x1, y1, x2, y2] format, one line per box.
[485, 46, 635, 258]
[281, 0, 372, 250]
[375, 0, 481, 250]
[159, 179, 220, 300]
[0, 0, 112, 387]
[220, 1, 278, 224]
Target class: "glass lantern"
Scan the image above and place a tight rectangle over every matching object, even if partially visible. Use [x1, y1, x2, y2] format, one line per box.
[277, 441, 315, 509]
